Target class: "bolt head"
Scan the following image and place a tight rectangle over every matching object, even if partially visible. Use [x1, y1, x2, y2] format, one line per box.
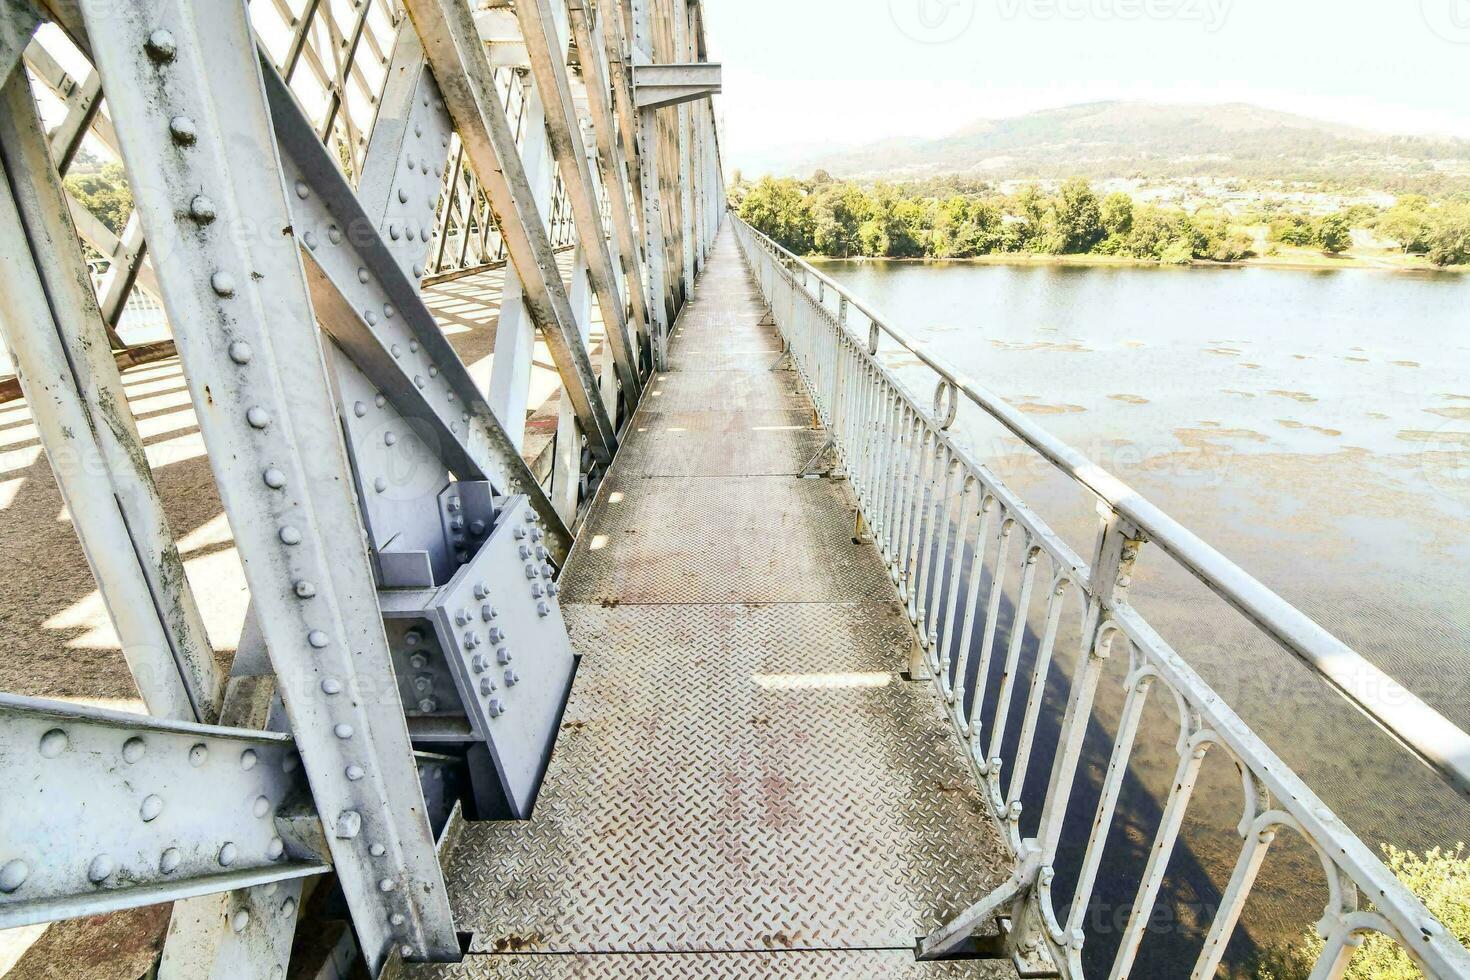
[145, 29, 177, 62]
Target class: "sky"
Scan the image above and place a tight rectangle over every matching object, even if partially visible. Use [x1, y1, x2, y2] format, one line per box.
[700, 0, 1470, 176]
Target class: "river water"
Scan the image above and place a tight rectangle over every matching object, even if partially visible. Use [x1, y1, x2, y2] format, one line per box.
[810, 257, 1470, 973]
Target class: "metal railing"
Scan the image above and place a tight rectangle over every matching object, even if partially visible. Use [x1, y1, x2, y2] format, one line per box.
[732, 214, 1470, 979]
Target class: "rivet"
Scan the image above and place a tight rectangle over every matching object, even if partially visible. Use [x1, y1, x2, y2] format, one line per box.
[228, 341, 252, 365]
[414, 123, 423, 137]
[334, 723, 354, 739]
[353, 401, 367, 418]
[375, 394, 387, 407]
[295, 580, 317, 598]
[231, 909, 250, 933]
[253, 795, 271, 818]
[140, 795, 164, 822]
[406, 226, 416, 241]
[328, 225, 342, 244]
[384, 431, 397, 446]
[357, 268, 369, 284]
[408, 340, 420, 353]
[246, 406, 271, 429]
[213, 273, 238, 298]
[144, 30, 176, 63]
[389, 224, 401, 240]
[398, 188, 408, 204]
[369, 843, 385, 857]
[405, 154, 415, 169]
[266, 837, 285, 860]
[414, 375, 425, 389]
[189, 743, 208, 766]
[346, 765, 365, 781]
[279, 526, 302, 545]
[218, 842, 238, 866]
[321, 677, 342, 695]
[240, 749, 258, 771]
[168, 115, 197, 145]
[378, 878, 395, 892]
[38, 728, 67, 758]
[160, 848, 181, 874]
[336, 810, 362, 839]
[383, 305, 395, 318]
[0, 860, 28, 893]
[413, 263, 424, 277]
[390, 912, 405, 926]
[308, 630, 329, 649]
[428, 365, 438, 377]
[87, 854, 114, 883]
[401, 945, 414, 958]
[189, 195, 216, 224]
[282, 754, 299, 773]
[365, 310, 378, 326]
[282, 897, 296, 917]
[374, 477, 388, 493]
[295, 181, 310, 199]
[122, 737, 146, 763]
[303, 230, 317, 249]
[263, 468, 286, 489]
[391, 344, 401, 358]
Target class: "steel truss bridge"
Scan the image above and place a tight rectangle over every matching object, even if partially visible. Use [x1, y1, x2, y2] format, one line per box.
[0, 1, 1466, 978]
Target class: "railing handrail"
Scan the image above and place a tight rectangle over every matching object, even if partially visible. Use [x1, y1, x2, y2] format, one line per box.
[733, 213, 1470, 801]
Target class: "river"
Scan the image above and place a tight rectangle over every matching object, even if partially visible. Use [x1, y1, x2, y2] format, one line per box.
[809, 257, 1470, 974]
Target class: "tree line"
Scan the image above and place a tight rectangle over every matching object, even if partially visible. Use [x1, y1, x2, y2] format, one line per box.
[732, 173, 1470, 267]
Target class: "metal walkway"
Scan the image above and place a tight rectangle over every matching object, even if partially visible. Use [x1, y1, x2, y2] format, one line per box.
[394, 227, 1016, 978]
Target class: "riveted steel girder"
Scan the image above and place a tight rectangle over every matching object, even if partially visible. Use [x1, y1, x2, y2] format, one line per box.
[75, 0, 458, 968]
[0, 695, 328, 929]
[402, 0, 619, 465]
[516, 0, 642, 403]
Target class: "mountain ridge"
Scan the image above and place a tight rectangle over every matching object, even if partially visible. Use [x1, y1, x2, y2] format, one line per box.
[759, 100, 1470, 187]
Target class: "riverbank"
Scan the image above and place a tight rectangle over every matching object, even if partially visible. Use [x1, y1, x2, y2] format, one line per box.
[807, 248, 1469, 274]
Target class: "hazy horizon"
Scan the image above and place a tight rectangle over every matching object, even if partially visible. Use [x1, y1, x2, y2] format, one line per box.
[701, 0, 1470, 176]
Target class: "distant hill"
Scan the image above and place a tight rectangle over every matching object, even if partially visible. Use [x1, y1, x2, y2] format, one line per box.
[766, 101, 1470, 192]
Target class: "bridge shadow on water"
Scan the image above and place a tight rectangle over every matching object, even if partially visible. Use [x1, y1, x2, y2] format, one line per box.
[910, 505, 1272, 977]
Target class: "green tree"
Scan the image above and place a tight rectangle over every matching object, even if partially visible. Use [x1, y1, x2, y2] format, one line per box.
[1099, 192, 1134, 253]
[1269, 212, 1317, 247]
[1317, 212, 1353, 254]
[1255, 844, 1470, 980]
[737, 176, 815, 253]
[809, 183, 869, 258]
[1053, 177, 1105, 253]
[64, 162, 132, 236]
[1426, 202, 1470, 266]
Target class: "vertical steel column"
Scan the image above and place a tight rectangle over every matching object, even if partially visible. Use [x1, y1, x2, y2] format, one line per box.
[485, 81, 550, 451]
[0, 71, 221, 723]
[77, 0, 457, 969]
[517, 0, 641, 402]
[403, 0, 618, 463]
[567, 0, 651, 361]
[673, 0, 695, 288]
[628, 0, 672, 367]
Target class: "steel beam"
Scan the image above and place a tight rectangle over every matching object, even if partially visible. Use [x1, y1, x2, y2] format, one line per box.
[77, 0, 457, 968]
[402, 0, 618, 464]
[567, 0, 651, 358]
[0, 0, 36, 86]
[516, 0, 641, 403]
[261, 59, 574, 564]
[0, 72, 221, 723]
[630, 62, 721, 108]
[0, 694, 327, 930]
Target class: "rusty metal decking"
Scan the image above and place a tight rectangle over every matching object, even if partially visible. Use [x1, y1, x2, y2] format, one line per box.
[396, 228, 1016, 978]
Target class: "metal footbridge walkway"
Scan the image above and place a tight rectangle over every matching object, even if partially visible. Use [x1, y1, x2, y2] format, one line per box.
[2, 0, 1470, 977]
[393, 227, 1015, 978]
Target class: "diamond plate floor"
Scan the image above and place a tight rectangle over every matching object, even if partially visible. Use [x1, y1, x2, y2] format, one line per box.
[423, 226, 1017, 978]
